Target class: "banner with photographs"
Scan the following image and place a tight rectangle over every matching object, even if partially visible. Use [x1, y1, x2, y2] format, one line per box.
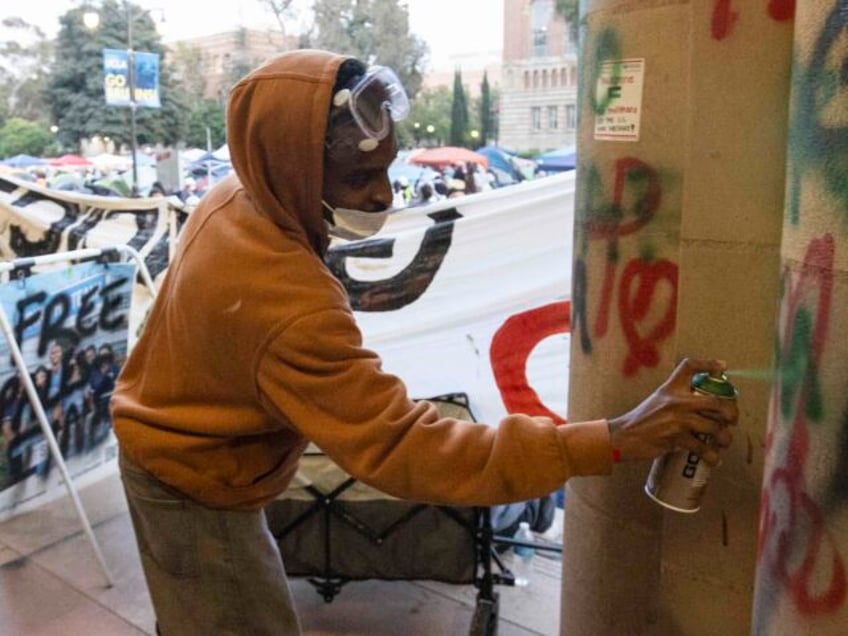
[0, 174, 182, 347]
[0, 260, 134, 518]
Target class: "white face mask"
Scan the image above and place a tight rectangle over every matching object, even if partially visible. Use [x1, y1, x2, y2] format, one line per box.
[322, 200, 391, 241]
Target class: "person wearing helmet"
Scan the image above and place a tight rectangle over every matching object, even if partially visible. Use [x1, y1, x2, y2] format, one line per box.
[111, 50, 737, 634]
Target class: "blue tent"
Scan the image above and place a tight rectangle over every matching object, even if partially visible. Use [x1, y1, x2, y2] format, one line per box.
[535, 146, 577, 172]
[2, 154, 47, 168]
[388, 158, 438, 186]
[475, 146, 520, 178]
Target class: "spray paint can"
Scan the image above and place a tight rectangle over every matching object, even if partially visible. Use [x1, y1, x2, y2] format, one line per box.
[644, 371, 737, 513]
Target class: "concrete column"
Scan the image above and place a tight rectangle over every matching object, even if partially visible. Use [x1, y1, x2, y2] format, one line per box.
[562, 1, 793, 634]
[752, 2, 848, 634]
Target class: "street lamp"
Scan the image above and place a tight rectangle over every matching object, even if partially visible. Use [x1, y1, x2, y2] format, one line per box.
[125, 3, 140, 195]
[84, 2, 163, 196]
[83, 11, 100, 30]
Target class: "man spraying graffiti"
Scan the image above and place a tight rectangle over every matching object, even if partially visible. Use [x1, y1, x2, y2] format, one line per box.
[110, 50, 738, 634]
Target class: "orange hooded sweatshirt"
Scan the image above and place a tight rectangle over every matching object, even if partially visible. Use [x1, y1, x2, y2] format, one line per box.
[111, 50, 612, 510]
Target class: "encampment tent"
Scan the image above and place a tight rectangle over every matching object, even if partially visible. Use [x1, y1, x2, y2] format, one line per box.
[49, 154, 92, 167]
[408, 146, 488, 171]
[1, 154, 47, 169]
[535, 146, 577, 173]
[388, 158, 438, 186]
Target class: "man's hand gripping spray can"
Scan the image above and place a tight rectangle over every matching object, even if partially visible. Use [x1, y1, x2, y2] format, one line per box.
[644, 371, 737, 513]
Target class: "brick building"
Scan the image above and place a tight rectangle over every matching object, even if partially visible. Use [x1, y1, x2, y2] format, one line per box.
[167, 28, 295, 102]
[498, 0, 577, 153]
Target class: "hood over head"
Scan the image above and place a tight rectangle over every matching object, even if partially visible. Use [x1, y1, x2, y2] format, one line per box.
[227, 49, 350, 255]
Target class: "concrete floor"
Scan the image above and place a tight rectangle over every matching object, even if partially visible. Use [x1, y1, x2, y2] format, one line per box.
[0, 472, 562, 635]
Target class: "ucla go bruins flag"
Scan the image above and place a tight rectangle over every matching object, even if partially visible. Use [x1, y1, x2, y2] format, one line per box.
[102, 48, 161, 108]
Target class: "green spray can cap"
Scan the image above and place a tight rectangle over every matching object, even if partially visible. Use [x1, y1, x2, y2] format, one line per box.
[691, 371, 737, 399]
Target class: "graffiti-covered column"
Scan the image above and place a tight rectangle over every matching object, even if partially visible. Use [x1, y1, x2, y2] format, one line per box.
[752, 2, 848, 634]
[562, 1, 793, 634]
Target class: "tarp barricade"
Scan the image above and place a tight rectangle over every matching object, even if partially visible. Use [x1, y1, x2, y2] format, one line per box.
[0, 171, 575, 612]
[0, 173, 185, 342]
[341, 172, 574, 427]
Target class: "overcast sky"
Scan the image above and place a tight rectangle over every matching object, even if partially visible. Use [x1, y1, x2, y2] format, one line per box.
[10, 0, 503, 70]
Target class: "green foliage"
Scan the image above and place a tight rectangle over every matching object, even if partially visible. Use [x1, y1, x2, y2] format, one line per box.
[221, 28, 261, 91]
[449, 69, 469, 147]
[168, 42, 209, 111]
[46, 1, 187, 152]
[254, 0, 298, 38]
[0, 17, 54, 123]
[306, 0, 428, 100]
[555, 0, 580, 40]
[401, 86, 452, 147]
[479, 72, 492, 147]
[0, 117, 54, 157]
[185, 100, 227, 149]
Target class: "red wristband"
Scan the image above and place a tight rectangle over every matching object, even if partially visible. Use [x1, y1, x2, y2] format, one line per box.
[612, 448, 622, 464]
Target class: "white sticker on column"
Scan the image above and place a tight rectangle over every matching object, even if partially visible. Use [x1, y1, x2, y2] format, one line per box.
[594, 58, 645, 142]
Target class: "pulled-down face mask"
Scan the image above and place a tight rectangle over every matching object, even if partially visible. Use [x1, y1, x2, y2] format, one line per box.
[321, 200, 391, 241]
[322, 63, 410, 241]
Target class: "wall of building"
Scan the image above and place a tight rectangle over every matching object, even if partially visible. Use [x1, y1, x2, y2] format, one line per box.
[752, 2, 848, 633]
[166, 29, 292, 101]
[499, 0, 578, 152]
[562, 0, 795, 633]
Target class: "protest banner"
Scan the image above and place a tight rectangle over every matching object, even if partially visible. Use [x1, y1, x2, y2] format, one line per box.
[0, 172, 576, 516]
[0, 260, 134, 520]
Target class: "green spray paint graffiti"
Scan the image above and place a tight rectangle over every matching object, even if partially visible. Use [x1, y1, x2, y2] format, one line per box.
[786, 4, 848, 225]
[573, 156, 679, 377]
[756, 235, 847, 621]
[588, 28, 623, 115]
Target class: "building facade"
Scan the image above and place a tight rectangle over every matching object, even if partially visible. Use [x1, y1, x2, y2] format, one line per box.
[499, 0, 577, 153]
[167, 29, 294, 102]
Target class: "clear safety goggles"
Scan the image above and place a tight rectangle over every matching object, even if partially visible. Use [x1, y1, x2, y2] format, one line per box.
[331, 65, 410, 152]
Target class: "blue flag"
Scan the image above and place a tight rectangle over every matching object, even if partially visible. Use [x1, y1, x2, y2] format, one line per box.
[102, 48, 161, 108]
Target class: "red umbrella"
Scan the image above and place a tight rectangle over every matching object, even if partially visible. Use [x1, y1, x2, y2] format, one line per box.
[407, 146, 489, 171]
[49, 153, 92, 167]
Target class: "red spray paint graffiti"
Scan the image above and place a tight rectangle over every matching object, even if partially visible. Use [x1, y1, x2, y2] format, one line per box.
[711, 0, 795, 40]
[619, 258, 678, 376]
[589, 157, 663, 342]
[757, 234, 846, 615]
[576, 156, 678, 377]
[711, 0, 740, 40]
[490, 301, 570, 424]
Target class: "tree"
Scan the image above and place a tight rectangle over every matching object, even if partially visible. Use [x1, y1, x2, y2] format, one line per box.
[479, 71, 492, 147]
[167, 41, 229, 150]
[306, 0, 429, 100]
[168, 42, 208, 111]
[221, 28, 261, 91]
[555, 0, 579, 41]
[0, 17, 54, 124]
[449, 69, 469, 147]
[185, 100, 227, 149]
[0, 117, 54, 157]
[46, 1, 187, 152]
[402, 85, 452, 147]
[254, 0, 299, 42]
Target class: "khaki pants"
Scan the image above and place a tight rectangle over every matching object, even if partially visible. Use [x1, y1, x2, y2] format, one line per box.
[120, 453, 302, 635]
